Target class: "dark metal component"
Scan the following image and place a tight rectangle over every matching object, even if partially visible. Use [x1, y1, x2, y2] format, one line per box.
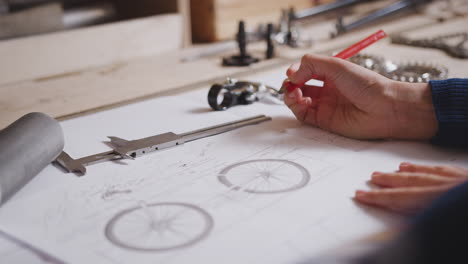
[208, 78, 281, 111]
[223, 21, 259, 66]
[391, 32, 468, 59]
[208, 79, 257, 111]
[265, 23, 275, 59]
[237, 20, 247, 56]
[332, 0, 430, 37]
[208, 84, 240, 111]
[285, 7, 297, 47]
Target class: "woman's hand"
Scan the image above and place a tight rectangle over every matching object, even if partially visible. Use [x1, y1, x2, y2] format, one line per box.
[284, 53, 438, 140]
[354, 162, 468, 214]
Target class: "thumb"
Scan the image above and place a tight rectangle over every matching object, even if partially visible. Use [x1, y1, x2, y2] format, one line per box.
[287, 54, 345, 85]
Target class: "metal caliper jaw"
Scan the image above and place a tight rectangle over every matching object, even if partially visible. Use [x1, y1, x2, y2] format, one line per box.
[55, 132, 183, 175]
[55, 150, 121, 175]
[55, 151, 89, 175]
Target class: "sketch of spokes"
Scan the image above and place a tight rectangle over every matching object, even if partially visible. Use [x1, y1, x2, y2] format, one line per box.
[218, 159, 310, 194]
[105, 202, 213, 252]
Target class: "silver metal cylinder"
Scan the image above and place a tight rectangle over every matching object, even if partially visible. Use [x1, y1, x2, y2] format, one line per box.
[0, 112, 64, 204]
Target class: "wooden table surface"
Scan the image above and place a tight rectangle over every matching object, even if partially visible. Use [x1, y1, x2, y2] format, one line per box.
[1, 6, 467, 129]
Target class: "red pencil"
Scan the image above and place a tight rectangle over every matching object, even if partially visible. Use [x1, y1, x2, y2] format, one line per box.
[281, 29, 387, 93]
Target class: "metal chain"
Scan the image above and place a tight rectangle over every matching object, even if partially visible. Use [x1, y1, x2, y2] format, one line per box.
[350, 54, 448, 83]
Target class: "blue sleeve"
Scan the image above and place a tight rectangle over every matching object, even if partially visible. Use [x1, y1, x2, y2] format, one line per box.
[430, 78, 468, 148]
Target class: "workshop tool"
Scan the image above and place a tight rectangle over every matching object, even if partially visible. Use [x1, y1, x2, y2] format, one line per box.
[265, 23, 275, 59]
[208, 78, 282, 111]
[349, 54, 448, 82]
[292, 0, 372, 21]
[392, 32, 468, 59]
[275, 0, 373, 48]
[331, 0, 430, 38]
[186, 1, 371, 61]
[223, 21, 259, 66]
[280, 29, 387, 93]
[274, 8, 313, 48]
[55, 115, 272, 175]
[219, 1, 370, 50]
[0, 112, 64, 205]
[275, 8, 302, 48]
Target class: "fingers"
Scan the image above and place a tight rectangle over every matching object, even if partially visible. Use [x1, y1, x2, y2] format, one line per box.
[355, 162, 468, 214]
[286, 54, 344, 85]
[370, 171, 461, 188]
[286, 62, 300, 77]
[355, 185, 455, 214]
[284, 88, 316, 124]
[398, 162, 468, 178]
[283, 66, 323, 126]
[283, 87, 303, 107]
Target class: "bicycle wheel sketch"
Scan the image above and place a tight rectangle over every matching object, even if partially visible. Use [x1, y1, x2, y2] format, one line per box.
[218, 159, 310, 194]
[105, 202, 213, 252]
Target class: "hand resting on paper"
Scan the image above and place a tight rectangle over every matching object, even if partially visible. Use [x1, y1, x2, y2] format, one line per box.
[284, 53, 468, 214]
[283, 53, 438, 140]
[355, 162, 468, 214]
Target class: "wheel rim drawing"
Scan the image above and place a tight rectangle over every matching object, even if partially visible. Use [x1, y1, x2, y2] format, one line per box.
[105, 202, 213, 252]
[218, 159, 310, 194]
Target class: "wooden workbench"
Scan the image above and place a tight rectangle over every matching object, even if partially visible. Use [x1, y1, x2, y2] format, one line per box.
[1, 6, 467, 129]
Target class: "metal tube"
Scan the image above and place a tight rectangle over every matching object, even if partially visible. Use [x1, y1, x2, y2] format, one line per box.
[335, 0, 421, 35]
[294, 0, 370, 20]
[0, 112, 64, 204]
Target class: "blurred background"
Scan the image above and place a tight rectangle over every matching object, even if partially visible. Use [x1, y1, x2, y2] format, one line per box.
[0, 0, 467, 128]
[1, 0, 444, 43]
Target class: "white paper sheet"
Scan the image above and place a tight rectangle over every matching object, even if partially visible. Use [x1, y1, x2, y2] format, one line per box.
[0, 67, 467, 264]
[0, 229, 64, 263]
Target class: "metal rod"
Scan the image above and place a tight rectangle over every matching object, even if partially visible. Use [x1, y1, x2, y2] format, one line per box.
[334, 0, 425, 36]
[294, 0, 370, 21]
[180, 115, 271, 143]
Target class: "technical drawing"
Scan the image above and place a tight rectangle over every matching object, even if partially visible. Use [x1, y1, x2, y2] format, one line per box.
[0, 230, 65, 264]
[105, 202, 213, 252]
[101, 188, 132, 200]
[218, 159, 310, 194]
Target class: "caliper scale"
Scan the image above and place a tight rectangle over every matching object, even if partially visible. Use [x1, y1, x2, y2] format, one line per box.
[56, 115, 271, 175]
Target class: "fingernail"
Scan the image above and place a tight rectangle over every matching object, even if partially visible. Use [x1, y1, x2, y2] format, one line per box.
[400, 162, 411, 167]
[288, 63, 300, 72]
[355, 190, 367, 198]
[287, 90, 297, 99]
[372, 172, 383, 177]
[303, 97, 312, 105]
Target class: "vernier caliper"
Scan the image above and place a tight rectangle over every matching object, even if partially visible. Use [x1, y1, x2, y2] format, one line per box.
[55, 115, 271, 175]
